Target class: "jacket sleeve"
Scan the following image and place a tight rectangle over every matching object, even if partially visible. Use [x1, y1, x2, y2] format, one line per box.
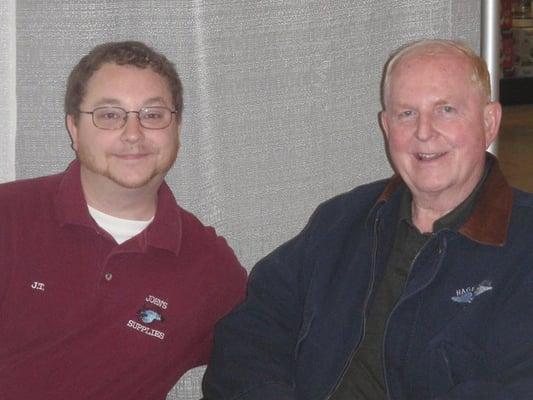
[201, 185, 379, 400]
[202, 229, 314, 400]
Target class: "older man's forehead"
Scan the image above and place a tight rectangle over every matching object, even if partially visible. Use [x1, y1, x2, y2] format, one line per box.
[390, 51, 477, 92]
[395, 46, 468, 70]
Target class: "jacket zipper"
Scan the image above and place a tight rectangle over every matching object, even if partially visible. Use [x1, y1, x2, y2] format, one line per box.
[324, 215, 381, 399]
[382, 234, 446, 399]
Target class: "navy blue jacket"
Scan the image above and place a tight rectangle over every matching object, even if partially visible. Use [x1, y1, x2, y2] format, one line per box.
[203, 157, 533, 399]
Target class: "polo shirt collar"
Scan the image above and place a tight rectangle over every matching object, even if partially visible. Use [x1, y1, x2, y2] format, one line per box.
[54, 159, 182, 255]
[144, 182, 182, 255]
[376, 153, 513, 246]
[55, 160, 95, 228]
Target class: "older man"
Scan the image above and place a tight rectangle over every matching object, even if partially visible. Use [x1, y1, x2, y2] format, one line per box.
[0, 41, 246, 400]
[202, 39, 533, 399]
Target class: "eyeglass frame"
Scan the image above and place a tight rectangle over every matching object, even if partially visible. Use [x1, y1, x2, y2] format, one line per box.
[78, 106, 177, 130]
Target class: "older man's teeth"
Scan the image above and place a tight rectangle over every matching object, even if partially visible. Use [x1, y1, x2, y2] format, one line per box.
[417, 152, 443, 160]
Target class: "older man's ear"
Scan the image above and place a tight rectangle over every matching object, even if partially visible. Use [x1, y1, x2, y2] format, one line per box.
[483, 101, 502, 148]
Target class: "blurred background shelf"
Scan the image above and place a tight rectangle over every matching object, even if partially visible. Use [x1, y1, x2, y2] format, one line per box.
[500, 77, 533, 105]
[498, 105, 533, 192]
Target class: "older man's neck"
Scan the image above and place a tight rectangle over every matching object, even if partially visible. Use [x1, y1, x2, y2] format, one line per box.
[410, 201, 451, 233]
[411, 189, 473, 233]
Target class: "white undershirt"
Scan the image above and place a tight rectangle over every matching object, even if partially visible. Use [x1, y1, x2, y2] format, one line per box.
[88, 205, 154, 244]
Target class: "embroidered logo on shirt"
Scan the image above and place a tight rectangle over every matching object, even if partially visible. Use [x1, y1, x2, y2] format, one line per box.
[125, 294, 168, 340]
[126, 319, 165, 340]
[138, 309, 164, 324]
[451, 280, 493, 304]
[145, 294, 168, 309]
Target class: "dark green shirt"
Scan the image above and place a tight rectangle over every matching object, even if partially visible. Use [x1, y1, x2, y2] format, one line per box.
[331, 165, 490, 399]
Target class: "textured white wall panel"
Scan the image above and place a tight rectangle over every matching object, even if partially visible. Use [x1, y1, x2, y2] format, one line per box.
[0, 0, 16, 183]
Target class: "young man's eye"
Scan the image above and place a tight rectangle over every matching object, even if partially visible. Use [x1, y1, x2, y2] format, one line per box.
[103, 112, 120, 119]
[145, 112, 163, 119]
[95, 110, 121, 120]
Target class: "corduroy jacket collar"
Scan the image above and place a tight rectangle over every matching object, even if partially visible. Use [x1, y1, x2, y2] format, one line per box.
[375, 153, 513, 246]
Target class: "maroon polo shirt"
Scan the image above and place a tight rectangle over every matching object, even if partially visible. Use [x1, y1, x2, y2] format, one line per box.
[0, 160, 247, 400]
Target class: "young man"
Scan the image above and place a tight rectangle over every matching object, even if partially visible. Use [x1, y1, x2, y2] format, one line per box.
[0, 41, 246, 400]
[203, 39, 533, 399]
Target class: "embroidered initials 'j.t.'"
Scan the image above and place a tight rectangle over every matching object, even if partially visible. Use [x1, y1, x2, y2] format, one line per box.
[31, 281, 45, 291]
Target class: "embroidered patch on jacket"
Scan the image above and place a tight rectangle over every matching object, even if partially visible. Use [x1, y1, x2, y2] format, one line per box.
[451, 279, 493, 304]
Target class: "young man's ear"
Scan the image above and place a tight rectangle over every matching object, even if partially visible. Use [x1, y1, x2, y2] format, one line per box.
[66, 114, 79, 152]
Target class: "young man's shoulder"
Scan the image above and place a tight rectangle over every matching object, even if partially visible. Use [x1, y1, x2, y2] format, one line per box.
[172, 203, 247, 299]
[177, 205, 238, 257]
[0, 171, 64, 209]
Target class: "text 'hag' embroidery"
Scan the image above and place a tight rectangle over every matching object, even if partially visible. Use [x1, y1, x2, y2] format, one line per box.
[451, 280, 493, 304]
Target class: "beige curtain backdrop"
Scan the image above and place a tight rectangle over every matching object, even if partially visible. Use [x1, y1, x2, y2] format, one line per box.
[2, 1, 481, 399]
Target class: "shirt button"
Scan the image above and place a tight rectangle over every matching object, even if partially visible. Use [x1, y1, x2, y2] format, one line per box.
[105, 273, 113, 281]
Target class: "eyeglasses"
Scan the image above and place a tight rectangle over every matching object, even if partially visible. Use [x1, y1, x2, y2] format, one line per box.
[79, 106, 177, 130]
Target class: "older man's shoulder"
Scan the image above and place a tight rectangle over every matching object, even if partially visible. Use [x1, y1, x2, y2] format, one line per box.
[513, 187, 533, 209]
[317, 177, 392, 214]
[300, 178, 394, 237]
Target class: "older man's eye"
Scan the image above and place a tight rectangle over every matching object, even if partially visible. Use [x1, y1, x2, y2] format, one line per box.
[442, 105, 455, 113]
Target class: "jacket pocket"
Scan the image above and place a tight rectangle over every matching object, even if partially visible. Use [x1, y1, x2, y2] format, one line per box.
[426, 341, 456, 398]
[295, 312, 314, 358]
[428, 337, 489, 399]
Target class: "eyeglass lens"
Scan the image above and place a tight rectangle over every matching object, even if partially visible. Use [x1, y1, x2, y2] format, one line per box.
[92, 107, 173, 129]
